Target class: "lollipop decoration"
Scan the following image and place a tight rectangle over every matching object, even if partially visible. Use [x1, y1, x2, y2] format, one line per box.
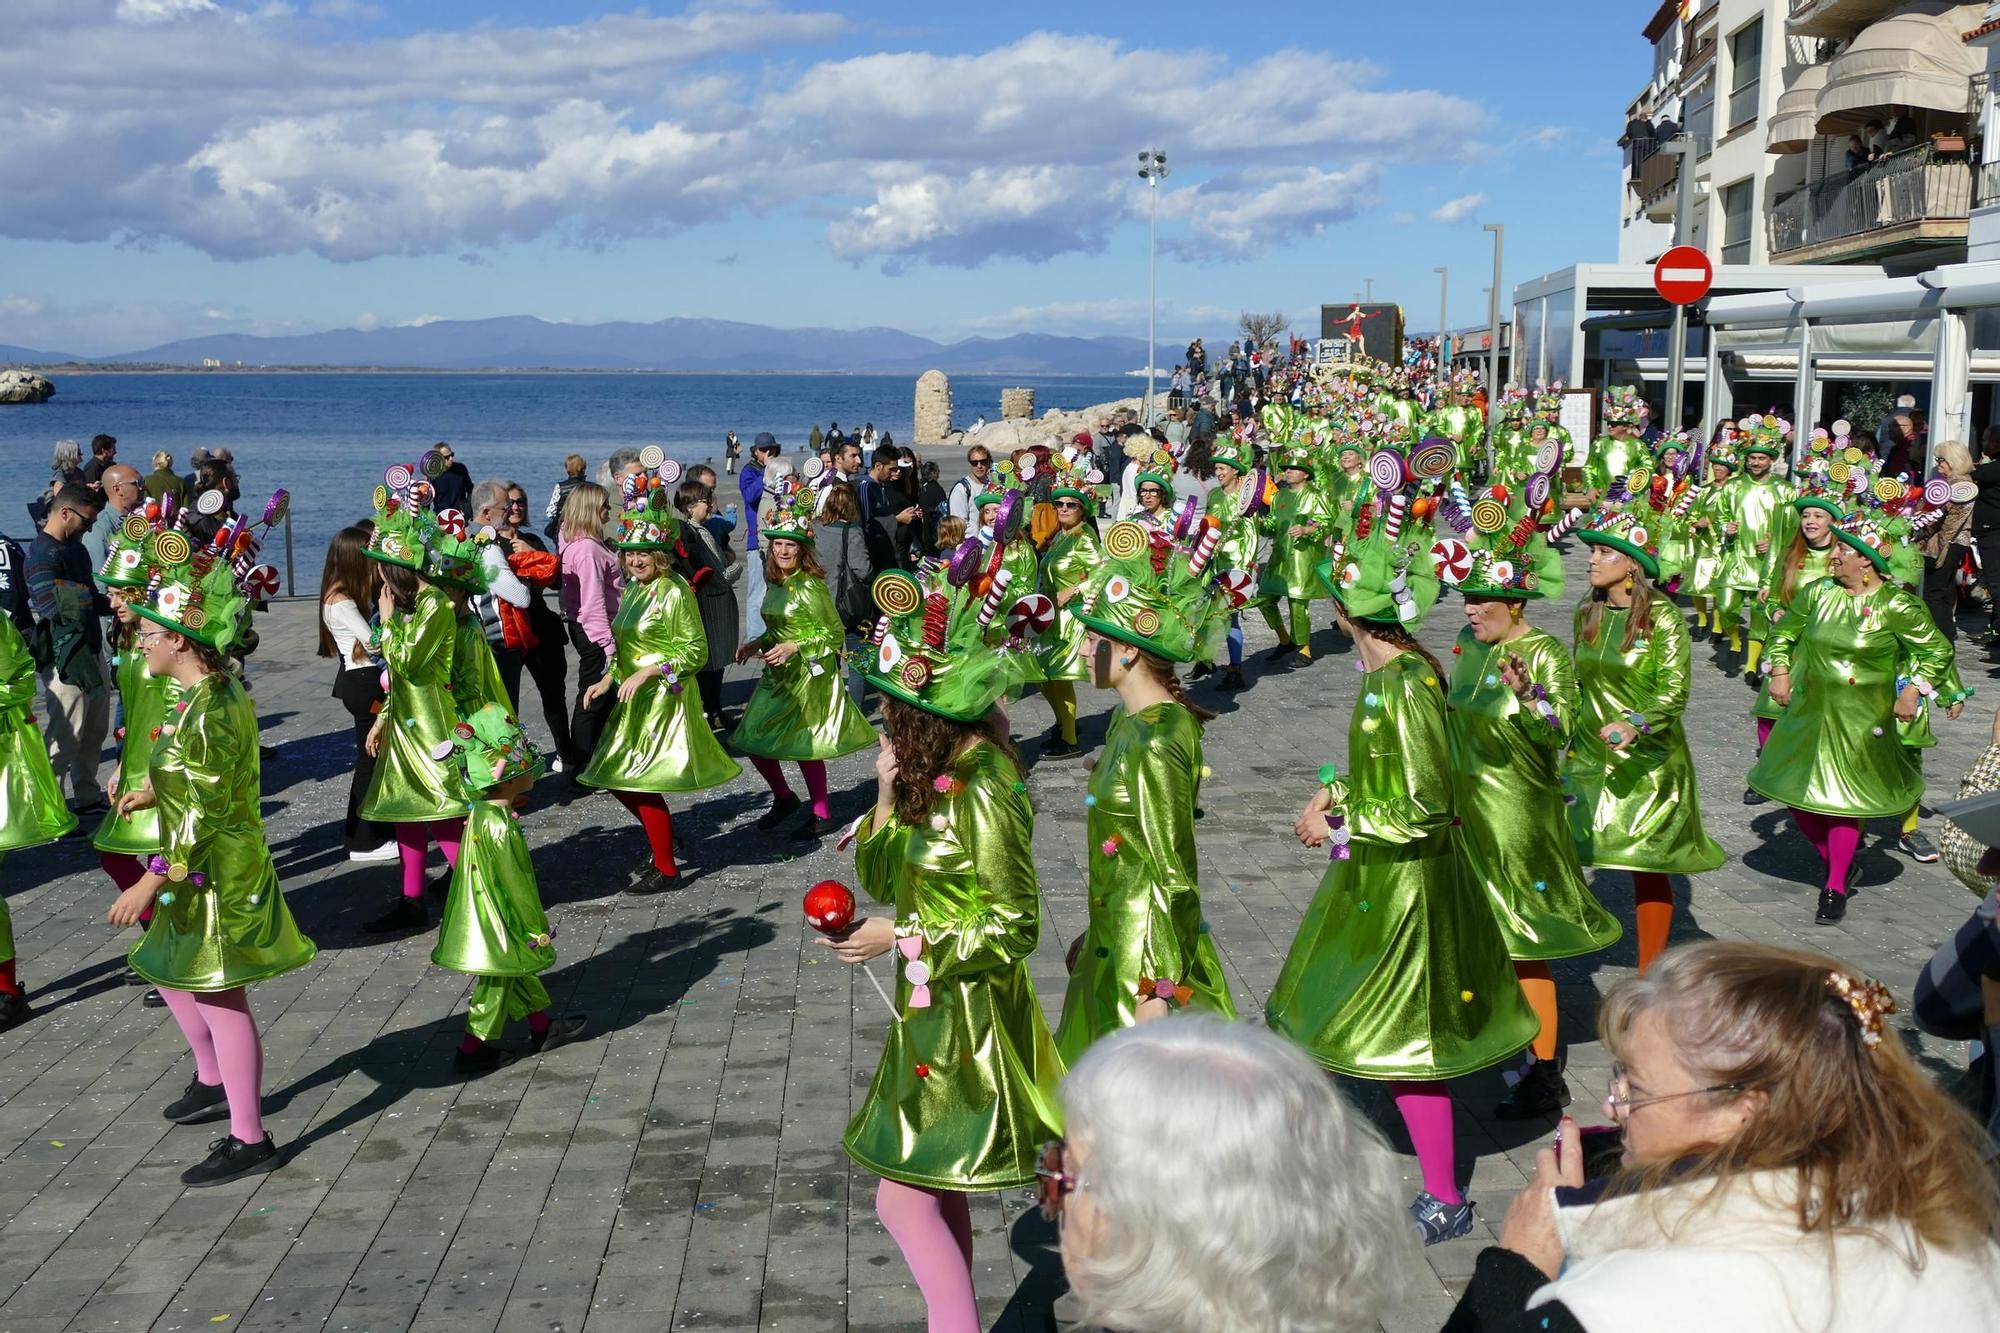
[1533, 436, 1563, 475]
[1382, 494, 1409, 541]
[1368, 449, 1405, 492]
[1172, 496, 1201, 541]
[419, 448, 448, 479]
[1186, 517, 1223, 574]
[947, 537, 985, 588]
[1431, 538, 1472, 584]
[1008, 593, 1055, 637]
[1410, 439, 1457, 479]
[638, 444, 664, 469]
[976, 566, 1015, 627]
[243, 565, 281, 599]
[656, 458, 684, 486]
[1102, 520, 1149, 560]
[803, 881, 901, 1020]
[873, 570, 923, 617]
[195, 489, 225, 517]
[262, 490, 291, 526]
[1526, 473, 1551, 511]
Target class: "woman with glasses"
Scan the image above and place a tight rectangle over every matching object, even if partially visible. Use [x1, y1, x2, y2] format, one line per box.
[489, 484, 574, 769]
[1129, 470, 1174, 531]
[1453, 941, 2000, 1332]
[1042, 1018, 1414, 1333]
[1034, 480, 1102, 759]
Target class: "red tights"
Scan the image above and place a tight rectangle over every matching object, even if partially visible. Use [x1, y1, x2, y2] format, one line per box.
[613, 790, 677, 876]
[1791, 808, 1861, 897]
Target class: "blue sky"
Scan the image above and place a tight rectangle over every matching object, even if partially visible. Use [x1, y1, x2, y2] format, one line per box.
[0, 0, 1639, 355]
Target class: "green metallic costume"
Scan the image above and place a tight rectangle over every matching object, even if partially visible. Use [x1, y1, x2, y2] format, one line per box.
[843, 739, 1062, 1190]
[1751, 543, 1833, 722]
[1036, 525, 1104, 683]
[452, 608, 512, 715]
[1723, 470, 1801, 637]
[1447, 629, 1621, 960]
[1054, 701, 1235, 1062]
[578, 572, 741, 792]
[0, 616, 77, 854]
[128, 674, 317, 991]
[359, 584, 471, 823]
[730, 571, 876, 762]
[1266, 653, 1539, 1078]
[94, 635, 178, 857]
[433, 799, 555, 1040]
[1585, 433, 1651, 496]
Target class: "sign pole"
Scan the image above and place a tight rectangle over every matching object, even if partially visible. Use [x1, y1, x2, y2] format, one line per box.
[1662, 136, 1701, 434]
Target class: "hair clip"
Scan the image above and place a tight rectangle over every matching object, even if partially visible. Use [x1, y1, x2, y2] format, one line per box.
[1825, 971, 1896, 1048]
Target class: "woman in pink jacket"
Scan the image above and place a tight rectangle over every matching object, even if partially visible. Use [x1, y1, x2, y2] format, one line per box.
[558, 482, 622, 793]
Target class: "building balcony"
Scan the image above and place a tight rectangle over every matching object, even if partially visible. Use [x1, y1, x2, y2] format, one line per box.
[1787, 0, 1910, 40]
[1768, 146, 1971, 263]
[1631, 143, 1681, 222]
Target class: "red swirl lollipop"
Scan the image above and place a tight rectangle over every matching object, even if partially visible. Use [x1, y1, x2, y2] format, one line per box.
[803, 881, 856, 934]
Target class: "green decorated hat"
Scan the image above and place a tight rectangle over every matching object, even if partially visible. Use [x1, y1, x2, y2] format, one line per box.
[1209, 445, 1252, 475]
[1575, 485, 1670, 581]
[1071, 519, 1245, 663]
[441, 702, 545, 793]
[972, 490, 1008, 510]
[364, 466, 430, 570]
[1706, 442, 1740, 472]
[99, 503, 164, 589]
[1133, 469, 1173, 493]
[1602, 384, 1649, 429]
[1830, 510, 1895, 573]
[609, 483, 682, 551]
[1737, 412, 1790, 456]
[861, 565, 1045, 721]
[132, 491, 289, 653]
[1313, 450, 1441, 625]
[1433, 481, 1563, 601]
[762, 474, 819, 545]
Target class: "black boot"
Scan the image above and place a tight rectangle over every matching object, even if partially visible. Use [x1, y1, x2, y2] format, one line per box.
[1218, 667, 1247, 692]
[1814, 889, 1847, 924]
[162, 1076, 230, 1125]
[1190, 661, 1215, 680]
[1264, 641, 1297, 662]
[755, 794, 803, 831]
[1492, 1059, 1571, 1120]
[363, 896, 427, 935]
[180, 1133, 280, 1187]
[0, 991, 28, 1032]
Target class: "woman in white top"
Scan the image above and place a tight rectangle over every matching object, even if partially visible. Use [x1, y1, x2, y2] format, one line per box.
[319, 523, 396, 862]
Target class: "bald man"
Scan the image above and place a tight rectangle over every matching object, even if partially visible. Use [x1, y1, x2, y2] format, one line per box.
[83, 463, 144, 571]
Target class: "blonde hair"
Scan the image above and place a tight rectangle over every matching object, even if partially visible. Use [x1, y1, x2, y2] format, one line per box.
[1602, 941, 2000, 1256]
[935, 516, 967, 550]
[152, 449, 173, 470]
[564, 453, 587, 479]
[559, 481, 611, 544]
[1936, 440, 1974, 480]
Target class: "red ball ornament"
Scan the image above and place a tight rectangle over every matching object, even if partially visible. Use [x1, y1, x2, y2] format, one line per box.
[803, 880, 856, 934]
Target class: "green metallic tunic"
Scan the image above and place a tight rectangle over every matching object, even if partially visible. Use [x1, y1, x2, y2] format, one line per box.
[1266, 653, 1538, 1079]
[1748, 580, 1963, 818]
[360, 585, 470, 823]
[730, 572, 877, 762]
[93, 639, 178, 856]
[1202, 480, 1263, 577]
[1258, 484, 1336, 602]
[578, 574, 741, 792]
[1752, 544, 1832, 721]
[1563, 605, 1726, 874]
[432, 799, 555, 978]
[1684, 481, 1740, 612]
[0, 616, 75, 853]
[1725, 473, 1800, 635]
[843, 740, 1063, 1190]
[1036, 525, 1105, 683]
[452, 610, 511, 715]
[1585, 433, 1651, 495]
[1447, 628, 1621, 960]
[999, 540, 1045, 684]
[1322, 466, 1370, 540]
[1055, 702, 1235, 1062]
[128, 674, 317, 991]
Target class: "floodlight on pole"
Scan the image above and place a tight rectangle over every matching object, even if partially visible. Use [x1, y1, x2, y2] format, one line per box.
[1137, 149, 1169, 423]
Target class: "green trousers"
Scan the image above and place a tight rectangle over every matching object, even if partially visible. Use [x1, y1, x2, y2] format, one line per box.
[466, 975, 551, 1041]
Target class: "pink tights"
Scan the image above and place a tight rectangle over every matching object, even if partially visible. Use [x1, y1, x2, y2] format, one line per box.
[396, 818, 464, 899]
[1756, 717, 1774, 749]
[157, 986, 265, 1143]
[875, 1178, 977, 1333]
[1391, 1082, 1461, 1204]
[1791, 809, 1861, 896]
[748, 757, 830, 820]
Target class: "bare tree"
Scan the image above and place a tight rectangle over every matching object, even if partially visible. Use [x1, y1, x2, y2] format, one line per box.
[1239, 311, 1289, 348]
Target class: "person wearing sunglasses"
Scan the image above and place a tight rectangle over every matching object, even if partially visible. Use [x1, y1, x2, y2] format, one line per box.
[1033, 477, 1102, 759]
[1041, 1017, 1414, 1333]
[947, 448, 993, 525]
[428, 441, 473, 514]
[1454, 942, 2000, 1333]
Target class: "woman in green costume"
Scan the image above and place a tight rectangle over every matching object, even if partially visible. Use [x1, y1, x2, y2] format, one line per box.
[433, 704, 587, 1076]
[1196, 444, 1264, 692]
[359, 473, 472, 935]
[1746, 491, 1839, 801]
[1128, 470, 1174, 531]
[579, 492, 741, 891]
[1320, 440, 1370, 536]
[0, 613, 78, 1031]
[1257, 449, 1334, 660]
[1034, 480, 1102, 759]
[1748, 511, 1966, 924]
[731, 482, 875, 840]
[1563, 493, 1727, 976]
[973, 489, 1041, 641]
[1436, 492, 1619, 1121]
[823, 566, 1060, 1333]
[1266, 467, 1539, 1245]
[1056, 519, 1241, 1064]
[107, 529, 316, 1187]
[1683, 442, 1740, 640]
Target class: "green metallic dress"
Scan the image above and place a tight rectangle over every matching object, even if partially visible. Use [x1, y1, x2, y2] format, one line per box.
[1202, 480, 1263, 576]
[1585, 434, 1651, 495]
[1563, 605, 1726, 873]
[1751, 545, 1832, 722]
[128, 674, 317, 992]
[1322, 467, 1370, 540]
[578, 574, 741, 792]
[1266, 653, 1538, 1079]
[93, 638, 178, 857]
[360, 585, 470, 824]
[1055, 702, 1235, 1062]
[0, 616, 75, 854]
[1685, 482, 1740, 615]
[453, 610, 512, 715]
[1258, 484, 1336, 602]
[1037, 526, 1105, 682]
[1747, 580, 1963, 818]
[1447, 629, 1621, 960]
[843, 739, 1063, 1190]
[730, 572, 877, 762]
[433, 799, 554, 1040]
[999, 540, 1045, 684]
[1725, 473, 1801, 636]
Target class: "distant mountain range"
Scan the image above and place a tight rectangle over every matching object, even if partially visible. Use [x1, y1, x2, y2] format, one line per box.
[0, 317, 1187, 375]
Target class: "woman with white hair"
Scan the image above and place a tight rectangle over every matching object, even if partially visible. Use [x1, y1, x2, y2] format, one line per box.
[1042, 1016, 1416, 1333]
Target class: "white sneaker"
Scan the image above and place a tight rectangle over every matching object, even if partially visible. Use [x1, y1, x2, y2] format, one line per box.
[549, 757, 564, 774]
[348, 843, 400, 863]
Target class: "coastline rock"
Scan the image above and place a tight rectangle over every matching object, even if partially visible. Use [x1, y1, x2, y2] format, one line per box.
[0, 369, 54, 404]
[935, 396, 1143, 455]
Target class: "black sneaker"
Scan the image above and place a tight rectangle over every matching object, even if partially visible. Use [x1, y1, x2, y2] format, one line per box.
[1815, 889, 1848, 924]
[1900, 831, 1941, 864]
[1264, 642, 1297, 662]
[1217, 668, 1247, 692]
[363, 897, 427, 934]
[1743, 786, 1767, 806]
[162, 1076, 230, 1125]
[530, 1014, 589, 1055]
[624, 869, 680, 896]
[180, 1134, 280, 1187]
[1492, 1060, 1570, 1120]
[0, 991, 30, 1032]
[1041, 738, 1083, 760]
[122, 966, 149, 987]
[1410, 1191, 1475, 1246]
[755, 794, 803, 831]
[142, 988, 166, 1008]
[452, 1044, 519, 1078]
[1190, 661, 1216, 680]
[790, 816, 834, 842]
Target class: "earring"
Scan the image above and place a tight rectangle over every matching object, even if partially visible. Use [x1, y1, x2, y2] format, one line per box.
[1623, 574, 1635, 593]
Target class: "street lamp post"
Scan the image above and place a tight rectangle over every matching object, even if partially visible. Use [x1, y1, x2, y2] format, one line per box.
[1137, 149, 1169, 423]
[1433, 265, 1448, 387]
[1482, 222, 1504, 469]
[1364, 277, 1375, 303]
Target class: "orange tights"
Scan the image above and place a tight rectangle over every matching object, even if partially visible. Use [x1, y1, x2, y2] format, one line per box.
[1632, 872, 1674, 976]
[1514, 961, 1559, 1061]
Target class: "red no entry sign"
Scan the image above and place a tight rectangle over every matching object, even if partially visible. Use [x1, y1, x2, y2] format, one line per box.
[1653, 245, 1713, 305]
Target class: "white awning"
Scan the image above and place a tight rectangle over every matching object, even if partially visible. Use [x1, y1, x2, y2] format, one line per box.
[1767, 63, 1830, 154]
[1813, 3, 1984, 136]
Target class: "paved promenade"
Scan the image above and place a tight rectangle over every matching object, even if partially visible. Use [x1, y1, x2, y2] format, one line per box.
[1, 547, 1990, 1333]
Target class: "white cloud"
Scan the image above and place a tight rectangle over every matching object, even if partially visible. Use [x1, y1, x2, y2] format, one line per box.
[1162, 165, 1382, 259]
[116, 0, 218, 21]
[1430, 192, 1488, 224]
[959, 298, 1239, 337]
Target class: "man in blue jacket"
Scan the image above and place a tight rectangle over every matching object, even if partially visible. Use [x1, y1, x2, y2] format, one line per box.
[739, 432, 782, 638]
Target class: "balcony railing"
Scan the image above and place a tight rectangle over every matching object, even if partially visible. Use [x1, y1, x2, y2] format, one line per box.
[1768, 146, 1971, 257]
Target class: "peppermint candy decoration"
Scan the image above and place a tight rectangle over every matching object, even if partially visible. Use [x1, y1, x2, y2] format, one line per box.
[437, 509, 468, 539]
[1217, 568, 1255, 605]
[243, 565, 281, 598]
[1008, 593, 1055, 636]
[1431, 539, 1472, 584]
